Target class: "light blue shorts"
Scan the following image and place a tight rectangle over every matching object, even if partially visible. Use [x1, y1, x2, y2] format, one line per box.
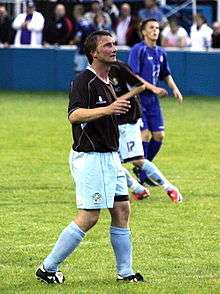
[69, 150, 128, 209]
[118, 119, 144, 163]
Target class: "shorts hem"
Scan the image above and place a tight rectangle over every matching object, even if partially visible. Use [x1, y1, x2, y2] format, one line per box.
[122, 156, 143, 163]
[114, 195, 129, 202]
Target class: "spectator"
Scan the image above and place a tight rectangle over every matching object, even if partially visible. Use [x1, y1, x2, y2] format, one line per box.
[161, 16, 190, 48]
[84, 0, 111, 29]
[138, 0, 166, 27]
[93, 13, 111, 31]
[12, 0, 44, 47]
[0, 4, 13, 47]
[116, 3, 140, 46]
[103, 0, 119, 30]
[72, 5, 95, 75]
[43, 3, 73, 46]
[190, 13, 213, 51]
[212, 21, 220, 48]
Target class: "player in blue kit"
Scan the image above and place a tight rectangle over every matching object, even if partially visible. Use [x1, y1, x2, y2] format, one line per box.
[128, 18, 183, 184]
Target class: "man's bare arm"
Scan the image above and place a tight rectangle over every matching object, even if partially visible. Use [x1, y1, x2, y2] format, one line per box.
[69, 99, 130, 124]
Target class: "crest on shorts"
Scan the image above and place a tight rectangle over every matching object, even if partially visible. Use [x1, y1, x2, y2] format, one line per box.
[92, 192, 102, 204]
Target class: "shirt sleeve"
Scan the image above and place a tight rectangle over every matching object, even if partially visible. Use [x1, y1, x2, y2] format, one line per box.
[159, 51, 171, 80]
[119, 61, 143, 87]
[68, 77, 89, 117]
[128, 45, 142, 75]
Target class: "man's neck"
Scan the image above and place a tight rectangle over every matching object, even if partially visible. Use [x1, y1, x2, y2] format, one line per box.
[144, 38, 157, 48]
[91, 62, 110, 82]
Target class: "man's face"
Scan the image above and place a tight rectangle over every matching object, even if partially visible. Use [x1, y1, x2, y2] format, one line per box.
[121, 4, 130, 17]
[142, 21, 160, 41]
[0, 6, 6, 17]
[170, 21, 178, 33]
[144, 0, 155, 9]
[92, 35, 117, 64]
[55, 4, 66, 18]
[26, 5, 35, 15]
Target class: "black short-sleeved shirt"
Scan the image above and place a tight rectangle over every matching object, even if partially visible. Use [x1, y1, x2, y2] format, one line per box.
[109, 61, 143, 125]
[68, 68, 119, 152]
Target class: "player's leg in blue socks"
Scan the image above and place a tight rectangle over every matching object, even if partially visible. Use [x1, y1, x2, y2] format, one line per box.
[142, 141, 149, 158]
[147, 139, 162, 161]
[110, 226, 134, 277]
[141, 160, 173, 191]
[122, 166, 146, 194]
[43, 222, 85, 272]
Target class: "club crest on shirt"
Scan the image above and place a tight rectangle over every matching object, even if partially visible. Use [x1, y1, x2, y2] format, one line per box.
[92, 192, 102, 204]
[111, 77, 118, 86]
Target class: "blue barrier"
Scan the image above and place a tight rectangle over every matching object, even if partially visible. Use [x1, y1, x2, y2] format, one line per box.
[0, 47, 220, 96]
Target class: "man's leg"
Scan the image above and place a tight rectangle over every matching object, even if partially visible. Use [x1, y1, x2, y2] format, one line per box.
[36, 210, 100, 283]
[109, 200, 144, 281]
[146, 103, 165, 162]
[147, 131, 164, 161]
[122, 166, 150, 199]
[109, 200, 134, 277]
[133, 159, 183, 203]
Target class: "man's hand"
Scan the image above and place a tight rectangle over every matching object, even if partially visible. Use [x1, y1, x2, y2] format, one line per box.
[21, 21, 30, 29]
[107, 99, 131, 115]
[173, 88, 183, 104]
[151, 86, 168, 97]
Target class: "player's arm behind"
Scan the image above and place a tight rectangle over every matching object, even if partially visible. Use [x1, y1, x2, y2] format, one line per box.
[164, 75, 183, 103]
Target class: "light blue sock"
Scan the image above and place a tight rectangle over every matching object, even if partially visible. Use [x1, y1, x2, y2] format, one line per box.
[110, 226, 134, 277]
[43, 222, 85, 272]
[123, 166, 145, 194]
[142, 160, 172, 190]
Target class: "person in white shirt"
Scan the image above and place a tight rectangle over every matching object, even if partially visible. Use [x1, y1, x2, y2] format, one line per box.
[190, 13, 213, 51]
[12, 0, 44, 47]
[161, 16, 190, 48]
[116, 3, 132, 45]
[84, 0, 112, 29]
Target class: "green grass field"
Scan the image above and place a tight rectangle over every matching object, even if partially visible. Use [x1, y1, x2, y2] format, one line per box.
[0, 91, 219, 294]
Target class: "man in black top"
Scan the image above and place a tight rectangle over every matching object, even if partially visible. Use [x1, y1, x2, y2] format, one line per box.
[0, 4, 13, 47]
[43, 3, 72, 46]
[109, 61, 183, 203]
[36, 31, 144, 284]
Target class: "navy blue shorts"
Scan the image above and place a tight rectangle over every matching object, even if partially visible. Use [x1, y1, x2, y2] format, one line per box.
[141, 97, 164, 132]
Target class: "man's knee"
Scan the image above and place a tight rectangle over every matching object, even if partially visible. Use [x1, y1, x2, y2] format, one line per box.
[110, 201, 130, 227]
[132, 159, 144, 168]
[74, 209, 100, 232]
[141, 129, 150, 142]
[152, 131, 165, 142]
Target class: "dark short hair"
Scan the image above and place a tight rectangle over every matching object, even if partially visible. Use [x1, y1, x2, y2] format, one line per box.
[84, 30, 112, 64]
[140, 18, 159, 32]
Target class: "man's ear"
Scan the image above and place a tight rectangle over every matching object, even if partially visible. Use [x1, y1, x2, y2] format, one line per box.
[93, 51, 97, 59]
[91, 50, 97, 61]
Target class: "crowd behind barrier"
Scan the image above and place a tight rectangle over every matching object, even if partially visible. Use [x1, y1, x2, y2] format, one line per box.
[0, 0, 219, 51]
[1, 1, 220, 96]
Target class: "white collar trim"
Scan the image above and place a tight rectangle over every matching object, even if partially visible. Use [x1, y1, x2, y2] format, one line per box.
[87, 66, 110, 84]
